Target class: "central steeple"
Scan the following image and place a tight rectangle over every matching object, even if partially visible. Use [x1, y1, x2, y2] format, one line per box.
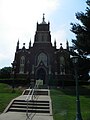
[41, 13, 46, 24]
[43, 13, 45, 21]
[34, 14, 51, 44]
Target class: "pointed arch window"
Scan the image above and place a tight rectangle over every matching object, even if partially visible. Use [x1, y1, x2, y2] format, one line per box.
[37, 52, 47, 66]
[60, 56, 65, 74]
[19, 56, 25, 74]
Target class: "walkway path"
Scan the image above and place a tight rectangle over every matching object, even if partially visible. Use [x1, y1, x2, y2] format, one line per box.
[0, 89, 53, 120]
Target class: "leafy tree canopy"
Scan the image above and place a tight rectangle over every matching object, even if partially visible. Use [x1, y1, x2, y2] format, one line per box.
[70, 0, 90, 81]
[0, 67, 12, 79]
[71, 0, 90, 58]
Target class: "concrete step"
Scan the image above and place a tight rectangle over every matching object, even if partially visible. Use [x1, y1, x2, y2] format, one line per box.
[23, 90, 48, 95]
[14, 99, 49, 103]
[13, 100, 50, 106]
[8, 108, 50, 113]
[13, 102, 49, 106]
[7, 99, 50, 113]
[11, 105, 50, 109]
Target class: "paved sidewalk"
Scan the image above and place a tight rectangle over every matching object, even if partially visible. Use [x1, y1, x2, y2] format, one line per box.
[0, 112, 53, 120]
[0, 89, 53, 120]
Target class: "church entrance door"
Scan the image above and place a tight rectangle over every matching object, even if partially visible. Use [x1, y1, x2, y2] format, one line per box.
[36, 68, 46, 84]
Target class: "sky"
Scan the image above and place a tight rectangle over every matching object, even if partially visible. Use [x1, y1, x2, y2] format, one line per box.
[0, 0, 87, 68]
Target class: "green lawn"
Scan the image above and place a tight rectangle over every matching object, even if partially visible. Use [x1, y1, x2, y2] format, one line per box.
[0, 83, 22, 113]
[0, 83, 90, 120]
[50, 86, 90, 120]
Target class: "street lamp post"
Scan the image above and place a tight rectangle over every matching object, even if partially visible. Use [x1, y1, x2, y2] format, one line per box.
[71, 56, 83, 120]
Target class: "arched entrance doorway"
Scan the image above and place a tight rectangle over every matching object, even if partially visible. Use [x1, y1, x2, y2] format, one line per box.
[36, 68, 46, 84]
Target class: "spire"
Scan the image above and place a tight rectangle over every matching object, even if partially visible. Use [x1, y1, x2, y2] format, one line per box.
[22, 43, 25, 49]
[43, 13, 45, 22]
[17, 39, 19, 45]
[41, 13, 46, 24]
[54, 39, 56, 48]
[60, 43, 63, 50]
[29, 39, 31, 49]
[66, 40, 69, 50]
[16, 39, 19, 51]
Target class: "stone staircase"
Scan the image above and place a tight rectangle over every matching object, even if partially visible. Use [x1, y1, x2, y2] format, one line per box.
[4, 89, 52, 115]
[6, 99, 50, 113]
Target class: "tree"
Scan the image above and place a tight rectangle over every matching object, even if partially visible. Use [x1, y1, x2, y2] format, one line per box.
[70, 0, 90, 81]
[71, 0, 90, 57]
[0, 67, 12, 79]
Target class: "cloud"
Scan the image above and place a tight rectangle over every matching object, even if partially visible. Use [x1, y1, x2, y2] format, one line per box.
[0, 0, 61, 68]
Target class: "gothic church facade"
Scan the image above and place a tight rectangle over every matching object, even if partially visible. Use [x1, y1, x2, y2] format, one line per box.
[12, 15, 72, 85]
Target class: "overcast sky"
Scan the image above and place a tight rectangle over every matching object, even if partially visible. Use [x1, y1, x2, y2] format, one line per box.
[0, 0, 87, 68]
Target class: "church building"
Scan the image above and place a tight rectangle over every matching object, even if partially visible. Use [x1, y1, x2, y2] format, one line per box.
[12, 14, 72, 85]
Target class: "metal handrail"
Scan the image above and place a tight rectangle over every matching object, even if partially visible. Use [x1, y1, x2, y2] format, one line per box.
[25, 87, 31, 102]
[25, 82, 40, 120]
[26, 87, 35, 119]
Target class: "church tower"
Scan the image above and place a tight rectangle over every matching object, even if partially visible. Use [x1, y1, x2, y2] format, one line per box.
[30, 14, 54, 85]
[34, 14, 51, 45]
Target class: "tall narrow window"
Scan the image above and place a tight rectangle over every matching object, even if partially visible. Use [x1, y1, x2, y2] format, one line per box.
[19, 56, 25, 74]
[60, 56, 65, 74]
